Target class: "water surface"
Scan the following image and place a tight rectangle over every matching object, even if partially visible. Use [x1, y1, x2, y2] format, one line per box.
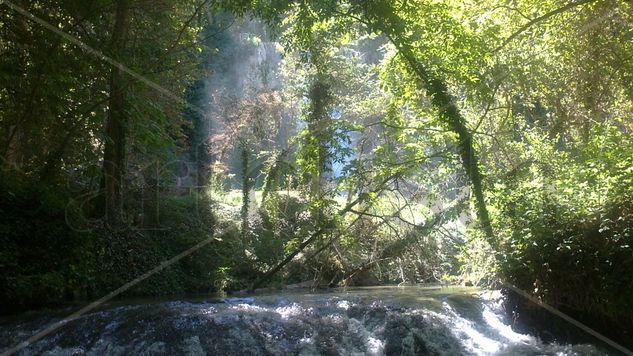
[0, 286, 614, 355]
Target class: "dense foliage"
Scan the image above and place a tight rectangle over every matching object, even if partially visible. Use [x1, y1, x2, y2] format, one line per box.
[1, 0, 632, 345]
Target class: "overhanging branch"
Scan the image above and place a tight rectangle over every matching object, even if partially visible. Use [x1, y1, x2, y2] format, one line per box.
[494, 0, 598, 52]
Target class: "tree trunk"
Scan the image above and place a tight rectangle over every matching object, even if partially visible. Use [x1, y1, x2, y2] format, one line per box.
[356, 0, 497, 250]
[102, 0, 130, 227]
[306, 75, 332, 198]
[240, 145, 250, 250]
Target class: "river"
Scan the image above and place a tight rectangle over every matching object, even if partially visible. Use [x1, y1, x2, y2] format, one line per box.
[0, 286, 618, 355]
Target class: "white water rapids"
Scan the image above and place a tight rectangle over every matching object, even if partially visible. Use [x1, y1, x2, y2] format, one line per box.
[0, 286, 614, 355]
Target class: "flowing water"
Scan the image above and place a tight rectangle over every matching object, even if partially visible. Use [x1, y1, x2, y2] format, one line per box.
[0, 286, 617, 355]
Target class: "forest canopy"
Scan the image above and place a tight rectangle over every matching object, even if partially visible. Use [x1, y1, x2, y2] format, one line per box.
[0, 0, 632, 345]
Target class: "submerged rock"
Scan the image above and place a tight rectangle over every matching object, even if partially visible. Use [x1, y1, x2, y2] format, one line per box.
[222, 297, 256, 305]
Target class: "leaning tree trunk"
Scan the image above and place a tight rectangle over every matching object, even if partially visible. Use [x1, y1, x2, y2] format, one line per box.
[356, 0, 497, 250]
[102, 0, 130, 227]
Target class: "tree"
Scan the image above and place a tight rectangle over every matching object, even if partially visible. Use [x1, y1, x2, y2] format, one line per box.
[101, 0, 131, 226]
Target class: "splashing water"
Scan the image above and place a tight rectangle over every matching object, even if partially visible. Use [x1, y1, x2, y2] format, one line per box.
[0, 286, 613, 355]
